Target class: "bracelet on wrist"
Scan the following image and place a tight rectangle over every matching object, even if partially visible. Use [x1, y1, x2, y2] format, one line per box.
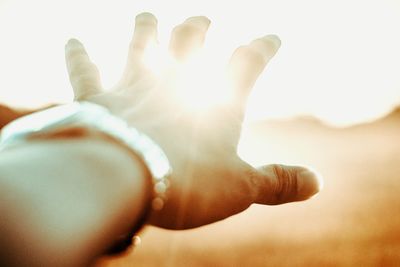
[0, 101, 173, 253]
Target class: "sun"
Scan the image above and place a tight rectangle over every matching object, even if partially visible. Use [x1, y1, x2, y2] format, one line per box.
[143, 42, 234, 112]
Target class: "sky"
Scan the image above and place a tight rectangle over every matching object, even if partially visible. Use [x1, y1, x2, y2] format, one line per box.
[0, 0, 399, 126]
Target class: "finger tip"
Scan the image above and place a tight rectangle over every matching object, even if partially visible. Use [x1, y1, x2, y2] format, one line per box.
[263, 34, 281, 49]
[65, 38, 82, 49]
[248, 35, 281, 60]
[297, 168, 324, 199]
[136, 12, 158, 24]
[184, 16, 211, 30]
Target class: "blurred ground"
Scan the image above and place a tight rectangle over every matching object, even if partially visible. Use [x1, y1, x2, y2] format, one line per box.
[95, 108, 400, 267]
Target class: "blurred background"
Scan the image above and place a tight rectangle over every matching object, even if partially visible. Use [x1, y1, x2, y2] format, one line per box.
[1, 0, 399, 266]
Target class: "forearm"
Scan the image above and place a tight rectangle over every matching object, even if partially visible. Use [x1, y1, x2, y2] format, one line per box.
[0, 138, 148, 267]
[0, 104, 25, 129]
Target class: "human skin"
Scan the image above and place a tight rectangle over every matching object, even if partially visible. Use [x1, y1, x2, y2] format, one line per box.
[0, 105, 32, 129]
[64, 12, 322, 229]
[0, 12, 322, 266]
[0, 138, 149, 267]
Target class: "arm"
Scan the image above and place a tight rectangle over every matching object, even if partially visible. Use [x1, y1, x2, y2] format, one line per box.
[0, 12, 322, 266]
[64, 13, 321, 229]
[0, 104, 57, 129]
[0, 105, 29, 129]
[0, 136, 148, 267]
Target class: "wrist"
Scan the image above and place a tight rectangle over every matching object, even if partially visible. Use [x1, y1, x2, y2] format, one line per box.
[22, 126, 154, 253]
[0, 137, 151, 265]
[0, 101, 172, 253]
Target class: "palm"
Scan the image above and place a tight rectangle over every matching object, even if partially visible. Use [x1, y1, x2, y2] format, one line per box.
[65, 13, 321, 229]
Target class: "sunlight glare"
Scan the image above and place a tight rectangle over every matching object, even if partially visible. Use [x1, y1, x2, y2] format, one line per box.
[175, 52, 233, 112]
[1, 0, 399, 126]
[143, 42, 174, 76]
[144, 44, 233, 112]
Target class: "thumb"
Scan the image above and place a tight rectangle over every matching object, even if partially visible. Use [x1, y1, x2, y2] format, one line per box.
[252, 164, 323, 205]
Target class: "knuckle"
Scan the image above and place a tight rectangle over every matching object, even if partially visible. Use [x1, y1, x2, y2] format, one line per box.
[70, 71, 100, 91]
[246, 166, 265, 202]
[71, 75, 93, 87]
[271, 164, 299, 203]
[233, 45, 266, 68]
[69, 62, 99, 78]
[66, 47, 87, 61]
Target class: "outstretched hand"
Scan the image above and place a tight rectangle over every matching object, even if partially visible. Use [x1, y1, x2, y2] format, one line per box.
[65, 13, 322, 229]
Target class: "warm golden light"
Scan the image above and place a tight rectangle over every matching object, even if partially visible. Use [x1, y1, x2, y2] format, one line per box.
[144, 44, 233, 112]
[0, 0, 399, 127]
[143, 43, 173, 76]
[1, 2, 400, 266]
[174, 56, 233, 111]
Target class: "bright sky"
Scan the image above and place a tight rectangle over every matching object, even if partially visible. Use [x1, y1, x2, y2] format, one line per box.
[0, 0, 399, 126]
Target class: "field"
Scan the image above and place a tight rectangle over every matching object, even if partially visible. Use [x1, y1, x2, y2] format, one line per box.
[96, 110, 400, 266]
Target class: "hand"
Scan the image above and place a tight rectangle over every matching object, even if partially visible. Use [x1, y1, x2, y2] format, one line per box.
[64, 12, 322, 229]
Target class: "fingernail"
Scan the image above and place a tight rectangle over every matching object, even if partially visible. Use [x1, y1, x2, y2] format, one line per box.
[249, 34, 281, 59]
[136, 12, 157, 24]
[67, 38, 80, 45]
[298, 169, 324, 199]
[263, 34, 281, 49]
[185, 16, 211, 31]
[66, 38, 82, 48]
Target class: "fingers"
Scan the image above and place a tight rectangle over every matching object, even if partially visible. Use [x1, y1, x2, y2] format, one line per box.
[120, 12, 158, 85]
[227, 35, 281, 101]
[128, 12, 158, 63]
[65, 39, 102, 100]
[251, 164, 323, 205]
[169, 16, 211, 62]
